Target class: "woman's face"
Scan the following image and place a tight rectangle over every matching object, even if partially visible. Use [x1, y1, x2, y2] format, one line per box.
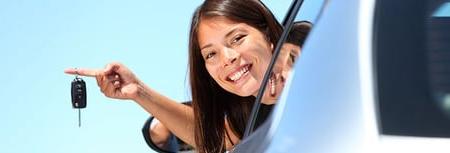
[197, 17, 273, 97]
[279, 43, 301, 71]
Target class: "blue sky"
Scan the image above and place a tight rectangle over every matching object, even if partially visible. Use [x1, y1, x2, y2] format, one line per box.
[0, 0, 323, 152]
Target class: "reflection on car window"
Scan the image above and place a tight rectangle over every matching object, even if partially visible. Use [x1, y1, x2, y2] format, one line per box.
[432, 2, 450, 17]
[244, 0, 325, 137]
[428, 4, 450, 119]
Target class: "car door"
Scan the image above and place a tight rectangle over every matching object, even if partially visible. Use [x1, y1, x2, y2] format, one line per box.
[237, 0, 450, 153]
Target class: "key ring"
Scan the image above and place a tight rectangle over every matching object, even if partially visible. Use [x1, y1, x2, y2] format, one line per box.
[74, 68, 80, 79]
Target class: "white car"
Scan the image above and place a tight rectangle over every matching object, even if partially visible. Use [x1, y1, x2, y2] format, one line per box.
[144, 0, 450, 152]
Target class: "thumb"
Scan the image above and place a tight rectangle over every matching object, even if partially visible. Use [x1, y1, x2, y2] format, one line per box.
[103, 63, 120, 75]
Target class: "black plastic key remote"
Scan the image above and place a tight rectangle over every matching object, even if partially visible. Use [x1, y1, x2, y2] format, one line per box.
[71, 77, 87, 109]
[71, 76, 86, 127]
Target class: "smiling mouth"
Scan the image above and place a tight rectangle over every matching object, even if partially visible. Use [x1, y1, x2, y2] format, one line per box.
[226, 64, 252, 83]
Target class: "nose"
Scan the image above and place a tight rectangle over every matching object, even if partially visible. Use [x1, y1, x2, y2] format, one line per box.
[222, 48, 239, 67]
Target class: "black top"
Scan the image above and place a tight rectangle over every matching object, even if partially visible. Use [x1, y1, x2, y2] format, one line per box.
[254, 104, 275, 130]
[142, 102, 275, 152]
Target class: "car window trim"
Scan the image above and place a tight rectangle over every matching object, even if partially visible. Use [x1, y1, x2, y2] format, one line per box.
[243, 0, 305, 138]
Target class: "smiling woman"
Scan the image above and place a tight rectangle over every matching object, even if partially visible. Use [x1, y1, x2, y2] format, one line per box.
[198, 17, 275, 99]
[63, 0, 294, 153]
[0, 0, 309, 152]
[187, 0, 284, 152]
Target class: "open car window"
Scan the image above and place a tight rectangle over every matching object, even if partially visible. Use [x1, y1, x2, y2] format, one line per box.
[237, 0, 327, 151]
[244, 0, 327, 137]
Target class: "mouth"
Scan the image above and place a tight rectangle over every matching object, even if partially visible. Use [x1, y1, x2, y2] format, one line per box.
[225, 64, 252, 83]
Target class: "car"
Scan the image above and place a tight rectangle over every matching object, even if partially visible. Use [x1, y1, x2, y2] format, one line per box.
[143, 0, 450, 152]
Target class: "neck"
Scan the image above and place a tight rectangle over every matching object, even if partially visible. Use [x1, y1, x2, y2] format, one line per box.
[251, 93, 277, 105]
[261, 97, 277, 105]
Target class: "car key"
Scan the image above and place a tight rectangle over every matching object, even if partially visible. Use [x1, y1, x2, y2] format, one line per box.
[71, 75, 86, 127]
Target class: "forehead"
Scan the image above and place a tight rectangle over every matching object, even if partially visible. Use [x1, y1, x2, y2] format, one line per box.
[197, 17, 253, 47]
[198, 16, 239, 31]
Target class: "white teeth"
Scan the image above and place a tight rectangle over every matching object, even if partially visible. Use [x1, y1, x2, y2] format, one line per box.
[229, 65, 249, 81]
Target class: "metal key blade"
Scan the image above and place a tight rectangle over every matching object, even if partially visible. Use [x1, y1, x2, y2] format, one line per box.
[78, 109, 81, 127]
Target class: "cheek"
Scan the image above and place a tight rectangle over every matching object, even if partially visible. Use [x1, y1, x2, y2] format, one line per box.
[242, 42, 272, 82]
[253, 43, 272, 68]
[242, 38, 272, 61]
[254, 38, 273, 60]
[205, 64, 220, 82]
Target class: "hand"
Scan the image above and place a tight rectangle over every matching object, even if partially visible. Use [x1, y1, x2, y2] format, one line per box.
[64, 62, 141, 100]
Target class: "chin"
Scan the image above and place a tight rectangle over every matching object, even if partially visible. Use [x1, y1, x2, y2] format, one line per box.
[235, 92, 253, 97]
[234, 88, 258, 97]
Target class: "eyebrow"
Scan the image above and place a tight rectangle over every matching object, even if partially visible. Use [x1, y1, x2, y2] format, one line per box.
[225, 27, 240, 39]
[200, 44, 213, 51]
[200, 26, 243, 51]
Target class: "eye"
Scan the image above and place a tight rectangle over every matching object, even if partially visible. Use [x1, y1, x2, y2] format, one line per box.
[205, 52, 216, 60]
[289, 51, 297, 63]
[231, 34, 246, 45]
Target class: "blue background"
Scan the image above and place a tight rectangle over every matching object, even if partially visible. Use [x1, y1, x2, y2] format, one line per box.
[0, 0, 324, 152]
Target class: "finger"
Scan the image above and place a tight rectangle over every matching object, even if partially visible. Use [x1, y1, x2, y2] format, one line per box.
[107, 73, 120, 81]
[96, 74, 103, 88]
[103, 64, 119, 75]
[64, 68, 99, 77]
[113, 80, 121, 87]
[112, 75, 121, 84]
[104, 80, 119, 98]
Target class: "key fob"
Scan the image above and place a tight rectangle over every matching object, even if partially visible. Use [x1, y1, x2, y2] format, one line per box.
[71, 77, 87, 108]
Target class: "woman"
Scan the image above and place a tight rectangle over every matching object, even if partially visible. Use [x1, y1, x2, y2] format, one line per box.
[65, 0, 284, 152]
[188, 1, 284, 152]
[146, 20, 313, 152]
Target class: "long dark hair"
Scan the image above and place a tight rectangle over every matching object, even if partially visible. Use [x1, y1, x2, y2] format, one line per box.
[188, 0, 282, 152]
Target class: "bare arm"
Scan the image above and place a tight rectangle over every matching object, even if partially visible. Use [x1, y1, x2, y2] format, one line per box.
[148, 118, 172, 148]
[134, 82, 196, 146]
[64, 62, 196, 146]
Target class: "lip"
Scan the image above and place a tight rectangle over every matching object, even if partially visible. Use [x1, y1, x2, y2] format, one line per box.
[225, 63, 252, 83]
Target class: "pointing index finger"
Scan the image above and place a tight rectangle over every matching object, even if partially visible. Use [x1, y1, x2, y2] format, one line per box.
[64, 68, 99, 77]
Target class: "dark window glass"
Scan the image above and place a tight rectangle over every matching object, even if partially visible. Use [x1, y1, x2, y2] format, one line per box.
[375, 0, 450, 137]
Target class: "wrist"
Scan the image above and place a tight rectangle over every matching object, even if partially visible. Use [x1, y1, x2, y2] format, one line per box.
[133, 81, 152, 105]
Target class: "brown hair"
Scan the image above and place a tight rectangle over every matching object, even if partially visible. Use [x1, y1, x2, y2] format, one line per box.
[286, 21, 312, 47]
[187, 0, 282, 152]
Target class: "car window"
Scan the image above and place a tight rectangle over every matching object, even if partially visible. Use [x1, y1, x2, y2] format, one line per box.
[429, 2, 450, 119]
[242, 0, 327, 142]
[375, 0, 450, 137]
